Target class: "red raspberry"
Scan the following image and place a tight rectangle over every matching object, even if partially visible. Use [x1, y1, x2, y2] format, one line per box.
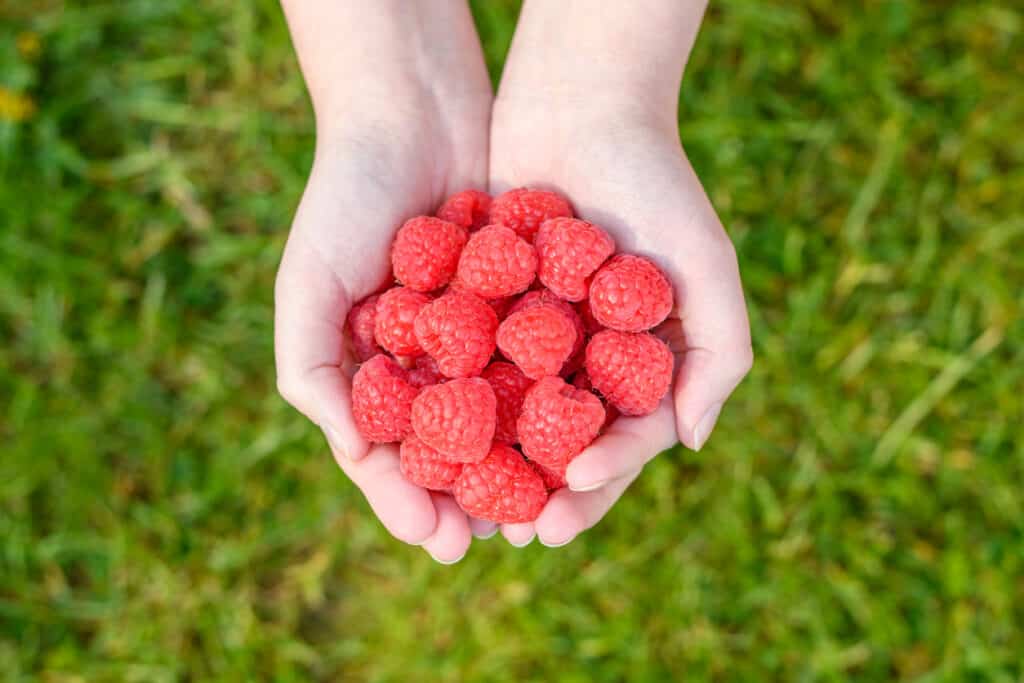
[571, 369, 620, 431]
[453, 443, 548, 523]
[535, 217, 615, 301]
[407, 355, 444, 389]
[374, 286, 430, 357]
[585, 330, 673, 416]
[482, 361, 534, 444]
[436, 189, 491, 231]
[346, 294, 382, 362]
[414, 289, 498, 378]
[560, 351, 585, 379]
[497, 304, 577, 380]
[489, 188, 573, 242]
[517, 376, 605, 472]
[576, 298, 605, 336]
[391, 216, 468, 292]
[446, 280, 515, 321]
[588, 254, 674, 332]
[570, 369, 593, 392]
[411, 378, 496, 462]
[487, 295, 515, 320]
[530, 460, 567, 491]
[399, 435, 463, 490]
[508, 289, 585, 359]
[455, 225, 537, 298]
[351, 354, 418, 443]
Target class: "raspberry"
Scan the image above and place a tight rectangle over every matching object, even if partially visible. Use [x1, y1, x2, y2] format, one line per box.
[414, 289, 498, 378]
[347, 294, 382, 362]
[489, 188, 573, 242]
[407, 354, 444, 389]
[351, 354, 419, 443]
[455, 225, 537, 298]
[571, 368, 620, 431]
[508, 289, 585, 359]
[391, 216, 468, 292]
[497, 304, 577, 380]
[453, 443, 548, 523]
[530, 460, 567, 491]
[535, 218, 615, 301]
[576, 298, 605, 336]
[588, 254, 674, 332]
[585, 330, 673, 416]
[399, 435, 463, 490]
[446, 280, 515, 321]
[487, 296, 515, 320]
[374, 286, 431, 357]
[436, 189, 491, 231]
[482, 361, 534, 444]
[411, 378, 496, 462]
[570, 369, 593, 392]
[518, 376, 605, 472]
[560, 351, 585, 379]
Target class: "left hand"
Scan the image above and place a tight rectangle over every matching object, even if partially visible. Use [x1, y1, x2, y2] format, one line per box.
[488, 93, 754, 548]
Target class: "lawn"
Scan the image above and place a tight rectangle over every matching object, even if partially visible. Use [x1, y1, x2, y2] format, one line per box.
[1, 1, 1023, 680]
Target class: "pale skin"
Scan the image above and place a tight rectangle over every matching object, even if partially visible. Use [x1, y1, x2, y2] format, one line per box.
[275, 0, 753, 562]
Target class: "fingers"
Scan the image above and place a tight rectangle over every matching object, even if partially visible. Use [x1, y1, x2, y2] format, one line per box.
[274, 233, 370, 461]
[500, 522, 536, 548]
[669, 215, 753, 451]
[331, 443, 438, 545]
[564, 397, 677, 492]
[534, 470, 642, 547]
[500, 464, 647, 549]
[674, 345, 751, 450]
[469, 517, 499, 540]
[542, 401, 676, 547]
[420, 493, 472, 564]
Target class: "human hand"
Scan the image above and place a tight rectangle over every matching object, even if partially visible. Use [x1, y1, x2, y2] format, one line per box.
[274, 2, 494, 563]
[488, 11, 753, 547]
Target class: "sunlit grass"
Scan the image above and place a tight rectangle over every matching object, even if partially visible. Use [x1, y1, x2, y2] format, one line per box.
[1, 1, 1022, 680]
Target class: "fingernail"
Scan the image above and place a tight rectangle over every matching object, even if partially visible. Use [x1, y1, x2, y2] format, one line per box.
[569, 479, 607, 493]
[473, 527, 498, 540]
[540, 536, 574, 548]
[509, 533, 535, 548]
[693, 402, 723, 451]
[429, 551, 466, 565]
[323, 424, 351, 460]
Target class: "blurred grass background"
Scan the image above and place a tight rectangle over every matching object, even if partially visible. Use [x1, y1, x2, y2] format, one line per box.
[1, 1, 1022, 680]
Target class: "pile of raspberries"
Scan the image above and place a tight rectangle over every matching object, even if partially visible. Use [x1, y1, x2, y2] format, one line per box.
[348, 188, 674, 524]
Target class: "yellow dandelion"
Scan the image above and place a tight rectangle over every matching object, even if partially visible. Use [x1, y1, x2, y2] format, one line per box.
[0, 86, 36, 122]
[16, 32, 42, 59]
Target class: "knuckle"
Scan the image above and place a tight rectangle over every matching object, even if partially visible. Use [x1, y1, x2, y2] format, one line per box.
[275, 373, 303, 408]
[273, 265, 294, 305]
[711, 226, 739, 258]
[732, 343, 754, 379]
[717, 238, 742, 275]
[694, 221, 738, 264]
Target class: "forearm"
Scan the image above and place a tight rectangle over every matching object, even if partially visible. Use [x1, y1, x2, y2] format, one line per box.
[281, 0, 490, 126]
[497, 0, 707, 126]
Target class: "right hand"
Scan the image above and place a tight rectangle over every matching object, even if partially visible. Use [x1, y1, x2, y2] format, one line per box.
[274, 79, 492, 563]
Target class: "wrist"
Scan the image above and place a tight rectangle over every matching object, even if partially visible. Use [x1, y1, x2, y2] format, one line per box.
[494, 0, 709, 136]
[313, 72, 490, 144]
[284, 0, 491, 139]
[493, 78, 678, 138]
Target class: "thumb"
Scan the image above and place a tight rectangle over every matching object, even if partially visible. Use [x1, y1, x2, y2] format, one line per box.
[671, 233, 753, 451]
[274, 233, 370, 461]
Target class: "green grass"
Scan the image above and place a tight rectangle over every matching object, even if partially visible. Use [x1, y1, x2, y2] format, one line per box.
[2, 1, 1023, 680]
